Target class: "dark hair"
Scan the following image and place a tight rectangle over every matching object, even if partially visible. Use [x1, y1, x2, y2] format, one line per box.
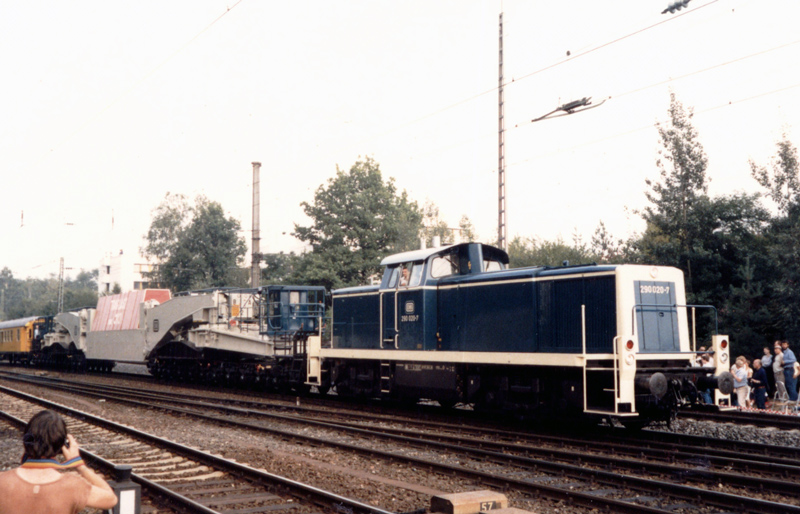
[23, 410, 67, 459]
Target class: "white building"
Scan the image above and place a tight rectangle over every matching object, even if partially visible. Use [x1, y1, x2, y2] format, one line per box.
[97, 250, 159, 294]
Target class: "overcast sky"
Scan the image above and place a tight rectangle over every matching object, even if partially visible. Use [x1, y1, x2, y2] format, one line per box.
[2, 0, 799, 280]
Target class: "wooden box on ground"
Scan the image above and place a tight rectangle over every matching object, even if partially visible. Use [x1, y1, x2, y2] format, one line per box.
[431, 490, 508, 514]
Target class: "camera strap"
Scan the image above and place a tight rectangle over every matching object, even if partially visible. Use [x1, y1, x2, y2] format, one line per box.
[20, 456, 85, 469]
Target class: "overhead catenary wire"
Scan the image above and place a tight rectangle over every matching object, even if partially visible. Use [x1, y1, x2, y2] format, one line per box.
[506, 79, 800, 170]
[401, 2, 799, 173]
[352, 0, 721, 146]
[43, 0, 246, 155]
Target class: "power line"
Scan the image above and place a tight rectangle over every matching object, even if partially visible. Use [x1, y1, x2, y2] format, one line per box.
[49, 0, 246, 153]
[509, 0, 720, 85]
[354, 0, 719, 145]
[613, 37, 800, 101]
[506, 79, 800, 170]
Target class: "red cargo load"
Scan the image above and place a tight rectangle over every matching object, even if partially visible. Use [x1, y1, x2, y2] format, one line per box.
[91, 289, 171, 332]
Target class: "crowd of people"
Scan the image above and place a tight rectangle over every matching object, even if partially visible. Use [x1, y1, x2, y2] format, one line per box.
[719, 339, 800, 410]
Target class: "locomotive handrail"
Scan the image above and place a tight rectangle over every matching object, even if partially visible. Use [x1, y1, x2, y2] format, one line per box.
[631, 303, 719, 352]
[264, 301, 325, 332]
[631, 303, 719, 333]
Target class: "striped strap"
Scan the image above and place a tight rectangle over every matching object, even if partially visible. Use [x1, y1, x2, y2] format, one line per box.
[20, 457, 85, 469]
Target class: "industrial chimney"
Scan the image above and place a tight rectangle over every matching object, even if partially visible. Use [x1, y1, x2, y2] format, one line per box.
[251, 162, 261, 288]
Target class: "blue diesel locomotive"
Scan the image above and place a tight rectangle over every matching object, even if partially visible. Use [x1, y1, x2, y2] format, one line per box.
[306, 242, 733, 424]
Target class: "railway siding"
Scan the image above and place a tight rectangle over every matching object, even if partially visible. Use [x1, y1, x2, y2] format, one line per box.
[3, 371, 800, 514]
[0, 387, 396, 514]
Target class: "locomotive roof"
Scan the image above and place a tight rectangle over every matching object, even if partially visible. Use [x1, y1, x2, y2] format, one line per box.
[380, 242, 509, 266]
[380, 244, 455, 266]
[0, 316, 39, 330]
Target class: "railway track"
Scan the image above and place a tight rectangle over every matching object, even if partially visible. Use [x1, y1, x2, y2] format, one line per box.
[0, 385, 396, 514]
[2, 370, 799, 514]
[679, 405, 800, 429]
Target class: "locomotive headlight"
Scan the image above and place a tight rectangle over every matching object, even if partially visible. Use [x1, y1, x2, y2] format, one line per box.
[720, 353, 728, 363]
[625, 353, 635, 366]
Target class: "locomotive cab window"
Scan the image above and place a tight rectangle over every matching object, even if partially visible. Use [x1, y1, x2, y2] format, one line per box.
[408, 262, 423, 286]
[483, 257, 504, 272]
[268, 290, 282, 328]
[386, 267, 400, 288]
[388, 262, 423, 288]
[430, 251, 459, 278]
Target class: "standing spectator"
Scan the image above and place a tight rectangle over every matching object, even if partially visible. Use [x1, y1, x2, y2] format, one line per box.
[751, 359, 768, 410]
[761, 346, 774, 398]
[694, 346, 707, 367]
[773, 343, 785, 391]
[744, 357, 754, 407]
[731, 356, 748, 407]
[0, 410, 118, 513]
[698, 353, 713, 403]
[781, 340, 798, 401]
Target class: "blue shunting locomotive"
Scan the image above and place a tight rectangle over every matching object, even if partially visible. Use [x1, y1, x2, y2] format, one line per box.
[306, 242, 733, 424]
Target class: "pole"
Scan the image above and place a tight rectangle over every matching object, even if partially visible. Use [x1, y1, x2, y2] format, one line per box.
[497, 12, 507, 252]
[58, 258, 64, 313]
[251, 162, 261, 288]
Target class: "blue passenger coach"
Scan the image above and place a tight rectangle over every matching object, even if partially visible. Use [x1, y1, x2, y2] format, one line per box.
[307, 242, 733, 424]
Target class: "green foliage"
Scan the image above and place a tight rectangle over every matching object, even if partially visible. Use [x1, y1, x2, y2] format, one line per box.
[142, 194, 247, 292]
[627, 92, 778, 355]
[758, 204, 800, 342]
[458, 215, 478, 242]
[643, 92, 709, 295]
[508, 236, 597, 268]
[419, 202, 479, 246]
[292, 157, 423, 290]
[0, 267, 98, 320]
[590, 221, 639, 264]
[260, 252, 303, 284]
[750, 133, 800, 214]
[747, 136, 800, 344]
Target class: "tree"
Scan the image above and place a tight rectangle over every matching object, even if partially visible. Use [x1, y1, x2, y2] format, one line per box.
[0, 267, 99, 320]
[750, 133, 800, 214]
[142, 194, 247, 292]
[260, 252, 303, 284]
[746, 133, 800, 343]
[458, 215, 478, 243]
[420, 202, 450, 246]
[589, 221, 635, 264]
[292, 157, 423, 290]
[643, 92, 709, 295]
[142, 193, 191, 265]
[508, 236, 597, 269]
